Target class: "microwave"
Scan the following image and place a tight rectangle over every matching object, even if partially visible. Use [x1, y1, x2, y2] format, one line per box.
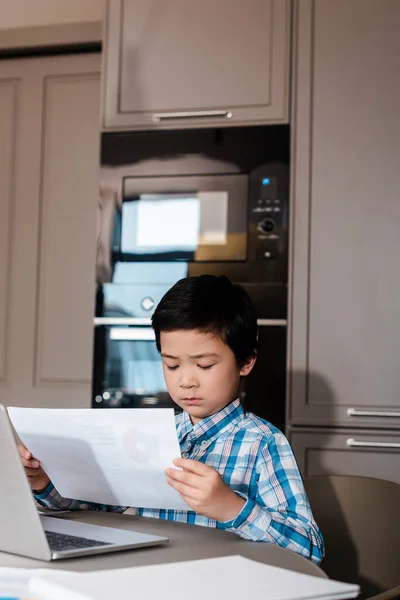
[98, 125, 290, 317]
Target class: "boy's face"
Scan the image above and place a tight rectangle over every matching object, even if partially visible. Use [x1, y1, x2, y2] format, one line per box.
[160, 329, 256, 424]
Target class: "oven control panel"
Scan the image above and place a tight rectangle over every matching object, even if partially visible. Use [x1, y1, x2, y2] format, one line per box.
[249, 164, 289, 262]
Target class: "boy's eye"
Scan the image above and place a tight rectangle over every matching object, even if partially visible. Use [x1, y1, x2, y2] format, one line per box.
[198, 364, 215, 371]
[165, 364, 179, 371]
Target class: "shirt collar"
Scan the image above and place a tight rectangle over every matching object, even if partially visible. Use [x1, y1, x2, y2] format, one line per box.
[176, 398, 244, 446]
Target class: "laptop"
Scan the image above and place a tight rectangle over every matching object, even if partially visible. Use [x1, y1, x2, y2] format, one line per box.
[0, 404, 168, 560]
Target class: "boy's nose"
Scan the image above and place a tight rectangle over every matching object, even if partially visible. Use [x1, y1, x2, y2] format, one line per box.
[179, 376, 198, 389]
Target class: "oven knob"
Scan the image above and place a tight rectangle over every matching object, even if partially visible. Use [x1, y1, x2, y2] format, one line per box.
[258, 218, 275, 233]
[141, 297, 155, 311]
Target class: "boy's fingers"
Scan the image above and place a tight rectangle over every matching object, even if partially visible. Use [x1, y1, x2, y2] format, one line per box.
[18, 444, 32, 460]
[166, 477, 198, 501]
[165, 468, 201, 489]
[21, 458, 40, 468]
[25, 467, 42, 477]
[173, 458, 211, 476]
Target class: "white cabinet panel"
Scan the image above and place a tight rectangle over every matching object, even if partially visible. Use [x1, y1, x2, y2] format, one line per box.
[36, 73, 99, 385]
[0, 53, 100, 408]
[0, 82, 18, 385]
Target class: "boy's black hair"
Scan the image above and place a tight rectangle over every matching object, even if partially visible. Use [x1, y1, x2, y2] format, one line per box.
[152, 275, 258, 367]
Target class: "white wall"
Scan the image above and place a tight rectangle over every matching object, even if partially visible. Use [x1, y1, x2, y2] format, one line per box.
[0, 0, 104, 29]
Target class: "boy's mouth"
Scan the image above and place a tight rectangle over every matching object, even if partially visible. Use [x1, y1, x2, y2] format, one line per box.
[182, 398, 201, 405]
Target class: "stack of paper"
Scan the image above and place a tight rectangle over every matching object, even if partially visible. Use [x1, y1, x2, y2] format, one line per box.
[28, 556, 360, 600]
[8, 407, 188, 510]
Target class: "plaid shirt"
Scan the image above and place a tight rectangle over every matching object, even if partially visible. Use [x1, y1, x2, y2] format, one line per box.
[35, 399, 324, 564]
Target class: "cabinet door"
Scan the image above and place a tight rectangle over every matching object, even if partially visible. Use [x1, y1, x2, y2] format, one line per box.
[289, 428, 400, 485]
[0, 53, 100, 408]
[289, 0, 400, 428]
[0, 81, 16, 388]
[102, 0, 290, 130]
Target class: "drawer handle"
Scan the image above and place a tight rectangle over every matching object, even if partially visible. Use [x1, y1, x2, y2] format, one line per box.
[346, 438, 400, 449]
[347, 408, 400, 418]
[152, 110, 233, 122]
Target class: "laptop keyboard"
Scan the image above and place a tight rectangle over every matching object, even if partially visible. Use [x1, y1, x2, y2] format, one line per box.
[45, 530, 111, 552]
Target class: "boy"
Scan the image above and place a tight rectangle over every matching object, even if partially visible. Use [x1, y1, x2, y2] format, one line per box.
[19, 275, 324, 564]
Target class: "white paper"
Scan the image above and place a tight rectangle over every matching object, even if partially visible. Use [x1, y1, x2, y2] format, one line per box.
[8, 407, 189, 510]
[0, 567, 73, 598]
[29, 556, 360, 600]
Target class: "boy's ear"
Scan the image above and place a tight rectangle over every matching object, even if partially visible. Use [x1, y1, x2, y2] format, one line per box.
[239, 354, 257, 377]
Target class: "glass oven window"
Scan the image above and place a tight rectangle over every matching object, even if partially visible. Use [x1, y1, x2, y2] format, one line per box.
[94, 326, 173, 409]
[107, 327, 166, 396]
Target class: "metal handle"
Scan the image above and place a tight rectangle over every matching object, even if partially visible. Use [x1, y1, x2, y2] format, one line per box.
[95, 317, 287, 327]
[152, 110, 233, 122]
[346, 438, 400, 449]
[347, 408, 400, 419]
[94, 317, 152, 326]
[257, 319, 287, 326]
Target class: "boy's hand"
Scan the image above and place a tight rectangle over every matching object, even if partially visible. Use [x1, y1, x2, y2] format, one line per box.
[165, 458, 245, 522]
[18, 444, 50, 493]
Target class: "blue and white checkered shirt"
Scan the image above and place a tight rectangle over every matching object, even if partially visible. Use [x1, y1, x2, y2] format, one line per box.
[35, 399, 324, 564]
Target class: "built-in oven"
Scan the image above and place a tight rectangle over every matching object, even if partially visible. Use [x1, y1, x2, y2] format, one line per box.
[93, 317, 286, 428]
[93, 125, 289, 429]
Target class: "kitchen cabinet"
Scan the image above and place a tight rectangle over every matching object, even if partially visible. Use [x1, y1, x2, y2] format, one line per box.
[289, 428, 400, 485]
[289, 0, 400, 430]
[102, 0, 290, 130]
[0, 81, 15, 388]
[0, 52, 101, 408]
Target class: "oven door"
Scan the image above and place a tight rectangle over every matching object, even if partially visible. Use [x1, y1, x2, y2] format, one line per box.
[93, 319, 287, 431]
[92, 320, 174, 409]
[241, 322, 287, 432]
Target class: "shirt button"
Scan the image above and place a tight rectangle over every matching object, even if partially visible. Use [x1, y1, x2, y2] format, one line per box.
[201, 440, 208, 447]
[182, 452, 189, 458]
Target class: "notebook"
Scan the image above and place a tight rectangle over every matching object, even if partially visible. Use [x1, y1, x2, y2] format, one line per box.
[29, 556, 360, 600]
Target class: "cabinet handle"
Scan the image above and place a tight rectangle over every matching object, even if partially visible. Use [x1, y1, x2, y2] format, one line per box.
[347, 408, 400, 418]
[94, 317, 152, 326]
[257, 319, 287, 326]
[346, 438, 400, 449]
[152, 110, 233, 122]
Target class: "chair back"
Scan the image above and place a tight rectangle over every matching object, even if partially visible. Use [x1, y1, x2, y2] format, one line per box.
[304, 475, 400, 599]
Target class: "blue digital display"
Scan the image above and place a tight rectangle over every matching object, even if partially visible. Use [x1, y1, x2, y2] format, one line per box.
[262, 178, 270, 186]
